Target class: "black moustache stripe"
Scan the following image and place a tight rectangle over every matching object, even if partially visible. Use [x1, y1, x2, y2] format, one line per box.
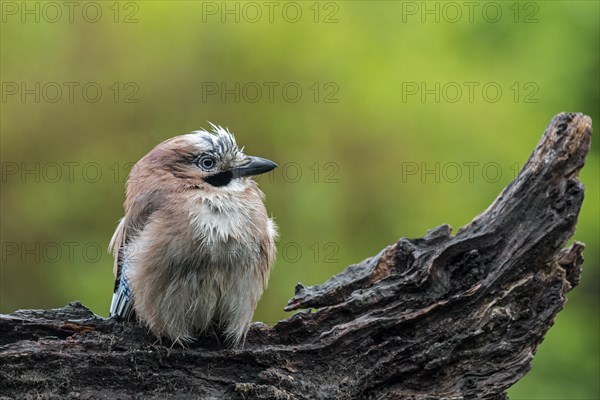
[205, 171, 233, 187]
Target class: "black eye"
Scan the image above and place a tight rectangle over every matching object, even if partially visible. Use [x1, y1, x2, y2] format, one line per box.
[198, 155, 216, 170]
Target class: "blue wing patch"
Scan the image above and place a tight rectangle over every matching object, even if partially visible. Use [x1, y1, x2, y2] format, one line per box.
[110, 261, 134, 320]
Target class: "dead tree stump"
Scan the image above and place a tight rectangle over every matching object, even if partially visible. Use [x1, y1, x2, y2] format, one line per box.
[0, 112, 592, 399]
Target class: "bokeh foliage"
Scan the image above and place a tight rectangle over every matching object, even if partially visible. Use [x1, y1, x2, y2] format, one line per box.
[1, 1, 598, 398]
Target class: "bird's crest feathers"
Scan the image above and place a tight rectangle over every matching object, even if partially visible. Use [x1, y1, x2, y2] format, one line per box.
[192, 123, 242, 158]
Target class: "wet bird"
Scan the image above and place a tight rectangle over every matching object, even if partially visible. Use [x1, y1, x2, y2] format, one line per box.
[109, 125, 277, 346]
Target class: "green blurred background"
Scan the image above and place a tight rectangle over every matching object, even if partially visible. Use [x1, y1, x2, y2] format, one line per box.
[1, 1, 598, 398]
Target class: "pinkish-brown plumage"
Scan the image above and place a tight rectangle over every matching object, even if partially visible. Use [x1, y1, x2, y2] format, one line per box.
[109, 125, 277, 346]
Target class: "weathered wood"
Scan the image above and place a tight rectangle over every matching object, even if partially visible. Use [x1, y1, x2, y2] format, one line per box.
[0, 113, 591, 399]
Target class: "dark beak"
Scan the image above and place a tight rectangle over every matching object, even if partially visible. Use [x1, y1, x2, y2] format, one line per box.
[232, 156, 277, 178]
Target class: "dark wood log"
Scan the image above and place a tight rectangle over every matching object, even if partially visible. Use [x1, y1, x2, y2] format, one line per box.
[0, 112, 592, 400]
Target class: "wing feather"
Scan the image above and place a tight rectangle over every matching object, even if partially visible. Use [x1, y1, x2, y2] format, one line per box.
[109, 190, 165, 318]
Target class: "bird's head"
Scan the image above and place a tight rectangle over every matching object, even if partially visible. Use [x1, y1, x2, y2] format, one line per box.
[128, 124, 277, 193]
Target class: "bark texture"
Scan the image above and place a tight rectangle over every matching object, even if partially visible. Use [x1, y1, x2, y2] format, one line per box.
[0, 112, 592, 400]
